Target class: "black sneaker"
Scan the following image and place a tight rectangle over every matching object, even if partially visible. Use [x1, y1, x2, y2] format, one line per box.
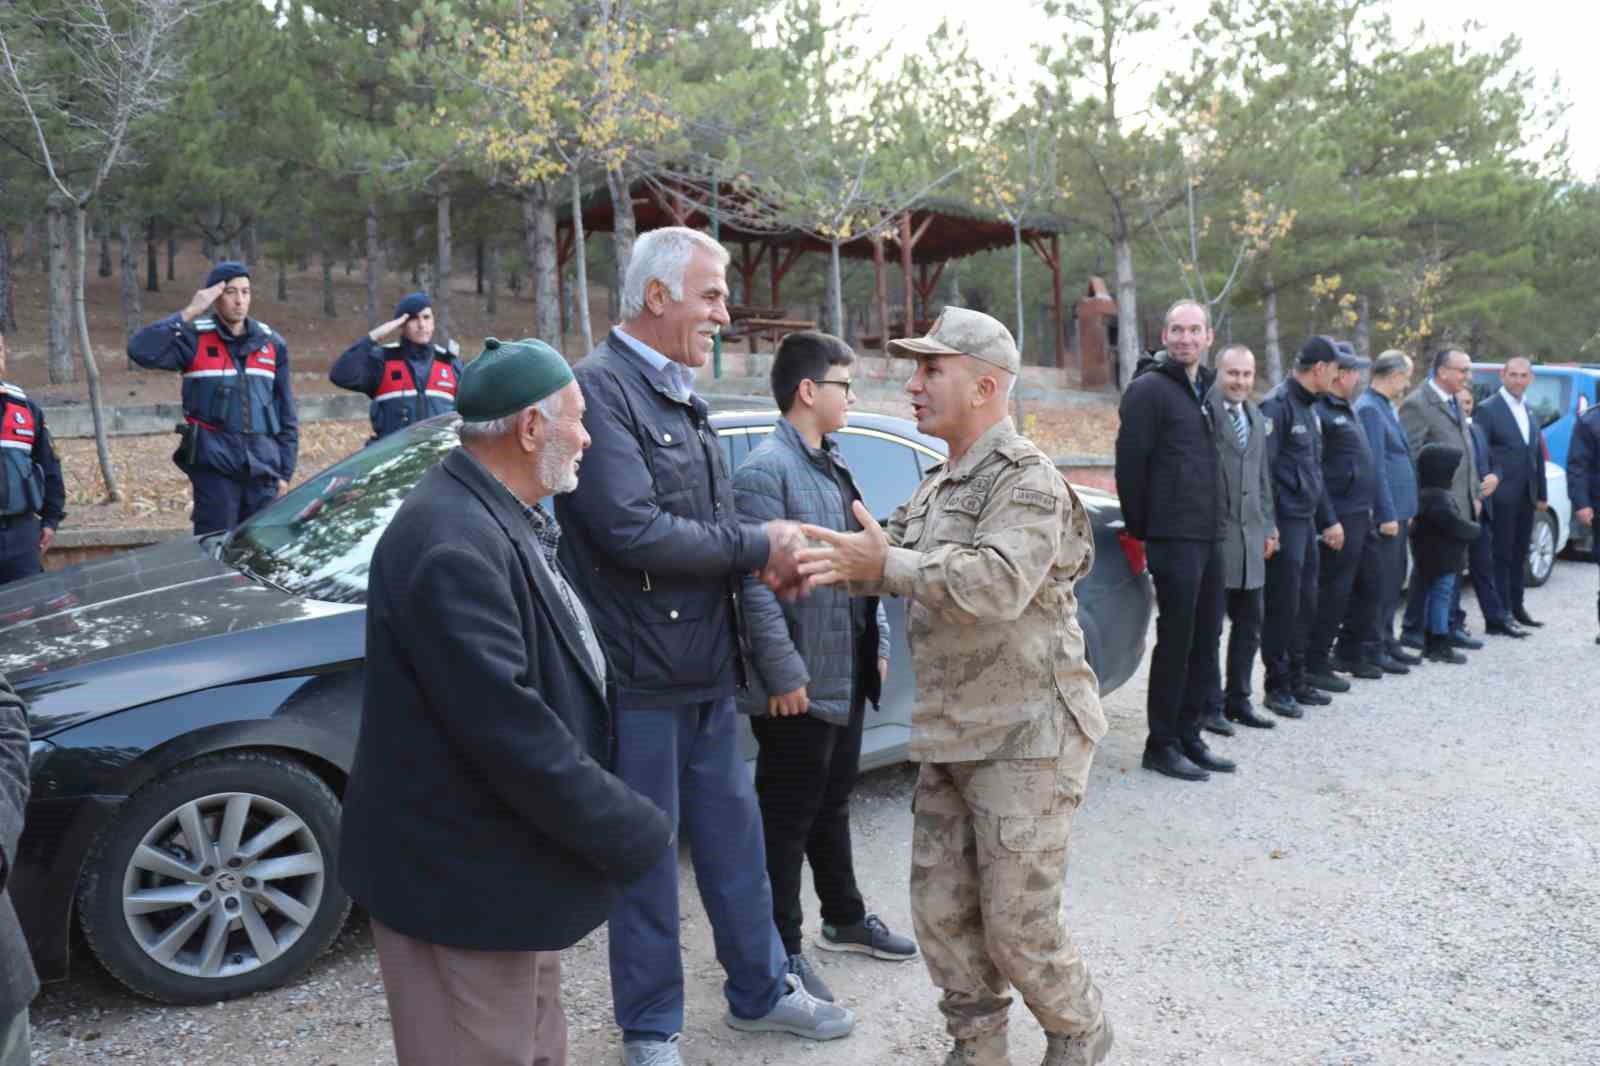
[1293, 685, 1333, 706]
[819, 914, 918, 961]
[785, 953, 833, 1002]
[1333, 657, 1383, 680]
[1304, 670, 1351, 693]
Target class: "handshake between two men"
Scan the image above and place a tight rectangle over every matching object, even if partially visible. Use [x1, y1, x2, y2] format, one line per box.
[758, 501, 889, 600]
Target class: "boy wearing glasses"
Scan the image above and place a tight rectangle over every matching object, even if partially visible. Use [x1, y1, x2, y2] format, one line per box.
[733, 331, 915, 1004]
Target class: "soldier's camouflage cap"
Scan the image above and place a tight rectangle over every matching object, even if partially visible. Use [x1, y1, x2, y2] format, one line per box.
[888, 307, 1021, 375]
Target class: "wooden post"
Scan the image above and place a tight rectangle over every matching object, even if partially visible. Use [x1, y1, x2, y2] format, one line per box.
[770, 240, 781, 309]
[899, 213, 914, 337]
[871, 234, 888, 349]
[1050, 232, 1064, 370]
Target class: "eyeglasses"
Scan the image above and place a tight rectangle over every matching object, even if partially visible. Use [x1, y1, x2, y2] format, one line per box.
[811, 379, 852, 395]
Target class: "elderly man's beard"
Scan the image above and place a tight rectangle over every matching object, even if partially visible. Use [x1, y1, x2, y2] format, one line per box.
[539, 439, 581, 495]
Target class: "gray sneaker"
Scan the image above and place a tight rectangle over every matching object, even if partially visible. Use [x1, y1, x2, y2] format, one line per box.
[786, 952, 834, 1002]
[724, 972, 855, 1040]
[621, 1033, 681, 1066]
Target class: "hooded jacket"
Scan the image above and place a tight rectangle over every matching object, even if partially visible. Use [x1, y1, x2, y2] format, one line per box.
[1410, 443, 1481, 582]
[1114, 350, 1222, 542]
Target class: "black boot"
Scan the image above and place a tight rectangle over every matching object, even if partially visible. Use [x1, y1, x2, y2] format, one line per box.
[1424, 633, 1467, 664]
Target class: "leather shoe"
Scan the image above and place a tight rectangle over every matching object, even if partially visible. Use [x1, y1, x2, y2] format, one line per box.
[1399, 630, 1424, 651]
[1293, 685, 1333, 706]
[1182, 740, 1236, 773]
[1485, 619, 1527, 638]
[1224, 702, 1277, 729]
[1142, 746, 1209, 782]
[1199, 709, 1236, 737]
[1333, 657, 1383, 680]
[1512, 608, 1543, 628]
[1263, 691, 1302, 719]
[1449, 628, 1484, 650]
[1304, 670, 1351, 693]
[1377, 654, 1410, 675]
[1386, 643, 1422, 665]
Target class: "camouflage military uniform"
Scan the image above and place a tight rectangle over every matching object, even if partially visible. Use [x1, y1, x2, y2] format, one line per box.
[867, 415, 1108, 1052]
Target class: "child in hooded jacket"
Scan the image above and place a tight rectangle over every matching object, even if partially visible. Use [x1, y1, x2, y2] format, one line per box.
[1410, 442, 1481, 663]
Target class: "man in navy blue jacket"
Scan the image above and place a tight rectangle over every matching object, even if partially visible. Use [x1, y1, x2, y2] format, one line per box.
[128, 262, 299, 534]
[555, 227, 854, 1066]
[1473, 357, 1548, 629]
[1352, 352, 1422, 670]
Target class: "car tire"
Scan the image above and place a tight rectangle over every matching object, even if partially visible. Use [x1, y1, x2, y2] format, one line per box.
[1525, 510, 1559, 588]
[77, 751, 351, 1004]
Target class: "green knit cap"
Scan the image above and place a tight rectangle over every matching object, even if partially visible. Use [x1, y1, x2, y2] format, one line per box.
[456, 337, 574, 422]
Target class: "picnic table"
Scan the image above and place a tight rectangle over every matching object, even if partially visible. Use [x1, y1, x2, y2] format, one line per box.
[725, 305, 817, 350]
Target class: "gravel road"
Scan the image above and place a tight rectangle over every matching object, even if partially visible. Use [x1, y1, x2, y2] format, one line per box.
[30, 558, 1598, 1066]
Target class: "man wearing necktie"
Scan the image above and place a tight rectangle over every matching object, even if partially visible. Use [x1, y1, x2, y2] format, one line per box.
[1398, 349, 1484, 651]
[1200, 345, 1279, 735]
[1354, 352, 1424, 669]
[1473, 357, 1549, 629]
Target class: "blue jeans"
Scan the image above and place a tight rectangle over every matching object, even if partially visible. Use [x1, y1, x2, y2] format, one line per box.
[1425, 573, 1458, 635]
[607, 698, 787, 1040]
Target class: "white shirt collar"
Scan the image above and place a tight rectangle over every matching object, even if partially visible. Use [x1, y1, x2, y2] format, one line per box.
[615, 326, 696, 401]
[1428, 378, 1457, 405]
[1498, 385, 1524, 410]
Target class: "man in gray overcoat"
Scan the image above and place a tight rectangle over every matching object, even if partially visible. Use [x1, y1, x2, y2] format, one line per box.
[1397, 348, 1483, 649]
[1202, 345, 1280, 734]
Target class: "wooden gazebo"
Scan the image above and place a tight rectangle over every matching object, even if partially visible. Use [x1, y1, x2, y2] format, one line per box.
[556, 176, 1075, 366]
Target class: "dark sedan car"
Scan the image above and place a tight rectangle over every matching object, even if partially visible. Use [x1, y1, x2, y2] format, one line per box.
[4, 408, 1152, 1005]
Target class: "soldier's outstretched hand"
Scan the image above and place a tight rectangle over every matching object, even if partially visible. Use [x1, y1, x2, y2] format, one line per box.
[798, 500, 887, 586]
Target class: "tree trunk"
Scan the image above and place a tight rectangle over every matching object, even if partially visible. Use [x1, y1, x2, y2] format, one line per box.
[118, 220, 142, 340]
[97, 220, 113, 277]
[521, 186, 560, 343]
[571, 174, 594, 353]
[475, 238, 485, 295]
[72, 203, 119, 501]
[46, 195, 75, 384]
[827, 240, 844, 336]
[242, 217, 259, 271]
[1012, 224, 1026, 357]
[365, 200, 382, 329]
[1112, 228, 1141, 390]
[297, 248, 310, 272]
[167, 235, 176, 281]
[1354, 294, 1370, 356]
[320, 244, 337, 318]
[1262, 272, 1283, 388]
[23, 220, 39, 272]
[435, 191, 452, 348]
[606, 165, 636, 294]
[0, 227, 15, 335]
[276, 257, 288, 301]
[486, 240, 500, 317]
[145, 218, 160, 292]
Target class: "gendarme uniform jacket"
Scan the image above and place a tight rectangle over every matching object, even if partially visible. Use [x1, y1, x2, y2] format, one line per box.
[861, 417, 1106, 763]
[127, 313, 299, 483]
[329, 337, 460, 440]
[1315, 391, 1379, 519]
[1261, 377, 1336, 529]
[1206, 388, 1274, 591]
[0, 382, 65, 529]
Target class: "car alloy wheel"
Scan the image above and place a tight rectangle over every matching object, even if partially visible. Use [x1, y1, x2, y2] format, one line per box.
[79, 752, 350, 1003]
[1525, 511, 1557, 587]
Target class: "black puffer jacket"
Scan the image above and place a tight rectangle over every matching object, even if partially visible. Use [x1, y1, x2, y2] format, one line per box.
[1410, 443, 1480, 582]
[555, 332, 771, 709]
[1114, 351, 1222, 541]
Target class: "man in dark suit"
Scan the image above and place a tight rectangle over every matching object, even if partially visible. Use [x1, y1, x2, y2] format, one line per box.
[1, 672, 37, 1066]
[1353, 351, 1421, 670]
[1473, 357, 1548, 629]
[340, 338, 674, 1066]
[1458, 389, 1521, 637]
[1201, 344, 1279, 734]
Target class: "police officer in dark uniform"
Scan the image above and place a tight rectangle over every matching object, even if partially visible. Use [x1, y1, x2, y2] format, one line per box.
[1568, 402, 1600, 644]
[330, 292, 460, 441]
[1258, 337, 1344, 718]
[0, 334, 65, 584]
[1303, 344, 1380, 691]
[128, 262, 299, 536]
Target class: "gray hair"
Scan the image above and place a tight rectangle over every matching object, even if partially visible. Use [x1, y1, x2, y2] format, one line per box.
[621, 227, 730, 319]
[1372, 349, 1412, 380]
[456, 391, 565, 443]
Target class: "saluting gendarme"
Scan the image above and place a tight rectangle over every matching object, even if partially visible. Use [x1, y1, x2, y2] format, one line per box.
[798, 307, 1113, 1066]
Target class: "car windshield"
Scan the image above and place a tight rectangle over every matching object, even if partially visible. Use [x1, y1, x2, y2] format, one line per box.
[219, 421, 458, 602]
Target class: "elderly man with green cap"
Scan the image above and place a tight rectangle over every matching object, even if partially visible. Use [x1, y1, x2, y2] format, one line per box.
[797, 308, 1115, 1066]
[340, 338, 673, 1066]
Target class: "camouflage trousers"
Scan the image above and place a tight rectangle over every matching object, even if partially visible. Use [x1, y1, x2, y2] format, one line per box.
[909, 729, 1103, 1042]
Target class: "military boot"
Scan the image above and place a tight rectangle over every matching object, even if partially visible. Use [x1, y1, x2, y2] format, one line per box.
[944, 1027, 1010, 1066]
[1041, 1017, 1115, 1066]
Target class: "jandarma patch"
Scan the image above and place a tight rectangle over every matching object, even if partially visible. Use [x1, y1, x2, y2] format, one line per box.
[1012, 487, 1056, 510]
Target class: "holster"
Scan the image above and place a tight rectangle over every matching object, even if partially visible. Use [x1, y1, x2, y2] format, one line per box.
[172, 421, 199, 469]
